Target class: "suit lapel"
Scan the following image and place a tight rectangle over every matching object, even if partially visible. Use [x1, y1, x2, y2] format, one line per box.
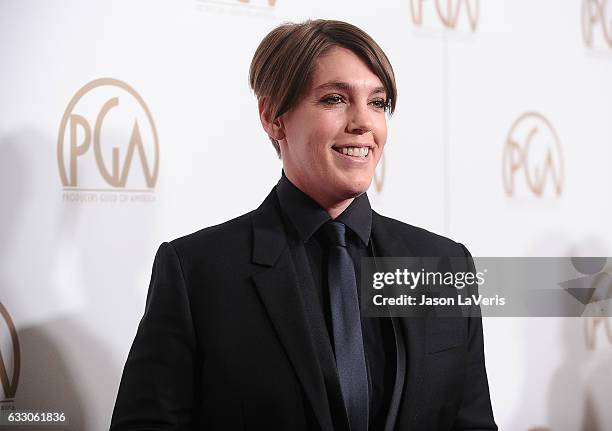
[371, 211, 427, 428]
[250, 189, 334, 431]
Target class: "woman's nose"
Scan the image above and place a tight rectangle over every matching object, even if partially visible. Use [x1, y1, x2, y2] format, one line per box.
[346, 102, 373, 134]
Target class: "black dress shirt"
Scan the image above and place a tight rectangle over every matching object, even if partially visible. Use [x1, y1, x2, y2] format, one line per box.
[275, 170, 396, 431]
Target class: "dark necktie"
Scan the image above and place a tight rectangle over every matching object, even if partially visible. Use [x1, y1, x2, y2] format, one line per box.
[323, 221, 369, 431]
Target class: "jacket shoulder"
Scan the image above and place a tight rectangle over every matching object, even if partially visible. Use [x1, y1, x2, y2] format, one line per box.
[373, 211, 468, 257]
[168, 209, 256, 262]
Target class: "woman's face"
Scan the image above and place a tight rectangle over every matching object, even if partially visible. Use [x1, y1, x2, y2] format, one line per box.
[278, 46, 388, 205]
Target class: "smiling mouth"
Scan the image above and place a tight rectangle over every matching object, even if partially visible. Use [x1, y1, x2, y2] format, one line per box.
[332, 146, 370, 158]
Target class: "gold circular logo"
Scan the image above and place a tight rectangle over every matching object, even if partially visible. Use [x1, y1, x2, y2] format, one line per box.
[0, 303, 20, 402]
[373, 152, 386, 193]
[502, 112, 564, 197]
[57, 78, 159, 190]
[582, 0, 612, 48]
[410, 0, 479, 31]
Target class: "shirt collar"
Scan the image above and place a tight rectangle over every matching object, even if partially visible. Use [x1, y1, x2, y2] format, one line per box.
[275, 170, 372, 246]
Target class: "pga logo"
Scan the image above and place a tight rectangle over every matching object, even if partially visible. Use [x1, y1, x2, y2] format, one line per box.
[502, 112, 564, 198]
[582, 0, 612, 49]
[409, 0, 479, 32]
[57, 78, 159, 190]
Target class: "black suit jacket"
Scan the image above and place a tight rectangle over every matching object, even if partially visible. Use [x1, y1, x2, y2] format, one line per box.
[110, 187, 497, 431]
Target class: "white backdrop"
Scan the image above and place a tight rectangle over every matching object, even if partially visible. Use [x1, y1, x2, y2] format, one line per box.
[1, 1, 611, 430]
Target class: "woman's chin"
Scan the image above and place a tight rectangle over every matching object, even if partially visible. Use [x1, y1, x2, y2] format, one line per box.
[334, 175, 372, 197]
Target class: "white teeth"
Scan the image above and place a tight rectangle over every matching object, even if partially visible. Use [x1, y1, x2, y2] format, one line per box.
[338, 147, 369, 157]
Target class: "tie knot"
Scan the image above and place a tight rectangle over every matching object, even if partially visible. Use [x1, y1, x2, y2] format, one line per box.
[323, 221, 347, 247]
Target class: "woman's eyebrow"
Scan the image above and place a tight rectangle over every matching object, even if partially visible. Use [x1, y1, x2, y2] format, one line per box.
[313, 81, 386, 95]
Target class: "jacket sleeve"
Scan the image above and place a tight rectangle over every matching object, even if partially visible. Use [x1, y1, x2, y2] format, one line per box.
[452, 243, 498, 430]
[110, 242, 197, 430]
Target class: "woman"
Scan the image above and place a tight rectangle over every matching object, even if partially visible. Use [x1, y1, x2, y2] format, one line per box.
[110, 19, 496, 431]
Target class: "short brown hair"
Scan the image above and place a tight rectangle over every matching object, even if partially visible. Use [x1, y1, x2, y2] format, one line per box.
[249, 19, 397, 158]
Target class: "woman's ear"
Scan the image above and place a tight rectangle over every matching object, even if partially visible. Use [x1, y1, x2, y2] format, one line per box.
[258, 97, 285, 141]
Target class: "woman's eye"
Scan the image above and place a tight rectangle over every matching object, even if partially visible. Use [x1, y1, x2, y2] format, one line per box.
[322, 95, 344, 104]
[321, 95, 388, 111]
[371, 99, 388, 110]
